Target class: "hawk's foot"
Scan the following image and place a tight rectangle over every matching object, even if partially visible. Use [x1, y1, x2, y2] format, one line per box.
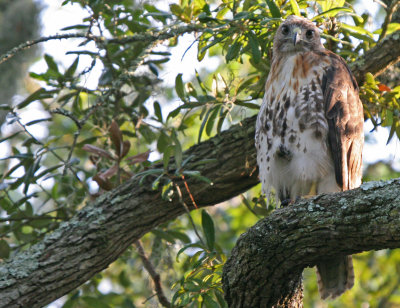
[280, 199, 295, 207]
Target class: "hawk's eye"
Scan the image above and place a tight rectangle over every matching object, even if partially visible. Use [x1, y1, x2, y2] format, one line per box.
[306, 29, 314, 39]
[281, 25, 289, 35]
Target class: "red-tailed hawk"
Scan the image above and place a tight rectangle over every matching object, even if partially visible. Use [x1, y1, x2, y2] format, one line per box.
[255, 15, 364, 299]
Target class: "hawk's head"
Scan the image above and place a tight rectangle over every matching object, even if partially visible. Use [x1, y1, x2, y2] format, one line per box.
[273, 15, 324, 55]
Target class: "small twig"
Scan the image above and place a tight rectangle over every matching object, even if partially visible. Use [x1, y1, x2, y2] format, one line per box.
[373, 0, 388, 9]
[0, 215, 63, 223]
[181, 175, 198, 209]
[0, 24, 207, 66]
[142, 293, 158, 305]
[63, 132, 80, 176]
[13, 113, 84, 185]
[173, 182, 206, 246]
[134, 240, 171, 308]
[0, 33, 95, 65]
[379, 0, 400, 41]
[50, 108, 81, 129]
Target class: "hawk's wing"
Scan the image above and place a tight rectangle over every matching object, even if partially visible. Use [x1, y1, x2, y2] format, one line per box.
[322, 51, 364, 190]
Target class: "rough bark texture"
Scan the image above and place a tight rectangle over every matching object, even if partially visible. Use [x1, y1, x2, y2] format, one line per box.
[352, 30, 400, 84]
[223, 179, 400, 308]
[0, 30, 399, 308]
[0, 116, 258, 308]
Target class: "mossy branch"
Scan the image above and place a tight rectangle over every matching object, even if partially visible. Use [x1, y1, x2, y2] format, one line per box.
[222, 179, 400, 307]
[0, 24, 206, 65]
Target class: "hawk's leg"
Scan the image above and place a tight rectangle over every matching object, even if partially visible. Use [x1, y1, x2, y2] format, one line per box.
[301, 181, 318, 199]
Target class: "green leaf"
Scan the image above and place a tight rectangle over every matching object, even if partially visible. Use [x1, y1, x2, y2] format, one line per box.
[199, 36, 225, 56]
[118, 270, 131, 288]
[203, 294, 220, 308]
[82, 296, 110, 308]
[247, 31, 261, 64]
[153, 101, 163, 123]
[152, 229, 177, 244]
[225, 40, 241, 62]
[205, 106, 221, 137]
[148, 62, 159, 76]
[29, 216, 53, 229]
[98, 67, 113, 86]
[25, 118, 52, 126]
[198, 107, 212, 143]
[214, 290, 228, 307]
[0, 131, 21, 144]
[61, 24, 90, 31]
[172, 131, 183, 170]
[157, 131, 171, 153]
[151, 173, 164, 190]
[161, 180, 174, 201]
[175, 73, 186, 101]
[65, 57, 79, 78]
[0, 104, 11, 111]
[235, 100, 260, 110]
[201, 210, 215, 251]
[387, 121, 397, 144]
[237, 76, 260, 94]
[168, 230, 191, 243]
[163, 145, 174, 170]
[134, 168, 164, 185]
[265, 0, 281, 18]
[177, 243, 205, 260]
[340, 23, 373, 37]
[234, 11, 250, 20]
[170, 4, 183, 17]
[289, 0, 300, 16]
[168, 106, 182, 119]
[374, 23, 400, 35]
[311, 7, 353, 21]
[0, 240, 10, 259]
[44, 54, 59, 74]
[0, 153, 33, 161]
[17, 88, 54, 109]
[216, 7, 229, 19]
[33, 164, 63, 181]
[139, 125, 156, 143]
[217, 109, 228, 133]
[182, 170, 213, 184]
[23, 158, 41, 195]
[365, 72, 378, 88]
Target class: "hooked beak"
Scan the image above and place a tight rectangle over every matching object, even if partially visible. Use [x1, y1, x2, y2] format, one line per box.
[293, 27, 301, 46]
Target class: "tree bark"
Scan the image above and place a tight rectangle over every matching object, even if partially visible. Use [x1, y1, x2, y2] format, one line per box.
[351, 29, 400, 84]
[222, 179, 400, 307]
[0, 31, 399, 308]
[0, 115, 258, 308]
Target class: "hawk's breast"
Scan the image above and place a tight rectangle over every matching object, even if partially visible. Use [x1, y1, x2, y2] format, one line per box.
[256, 52, 338, 201]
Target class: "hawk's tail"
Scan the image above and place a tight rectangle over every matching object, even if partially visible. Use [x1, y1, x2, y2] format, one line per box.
[316, 255, 354, 300]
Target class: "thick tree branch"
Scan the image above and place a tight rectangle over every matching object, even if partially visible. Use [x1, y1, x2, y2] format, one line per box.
[0, 25, 399, 308]
[351, 30, 400, 84]
[222, 179, 400, 307]
[0, 116, 257, 308]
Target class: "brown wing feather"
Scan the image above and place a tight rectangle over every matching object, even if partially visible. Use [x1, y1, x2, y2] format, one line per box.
[322, 51, 364, 190]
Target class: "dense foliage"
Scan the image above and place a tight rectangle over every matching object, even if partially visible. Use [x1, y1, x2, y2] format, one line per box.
[0, 0, 399, 307]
